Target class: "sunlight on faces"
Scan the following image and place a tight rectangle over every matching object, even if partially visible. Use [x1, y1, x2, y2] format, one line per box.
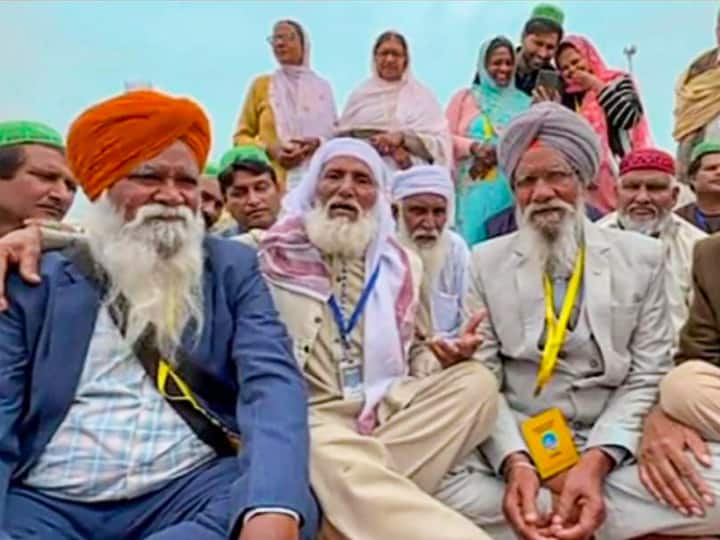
[84, 142, 205, 359]
[556, 44, 590, 83]
[616, 170, 678, 236]
[306, 155, 379, 259]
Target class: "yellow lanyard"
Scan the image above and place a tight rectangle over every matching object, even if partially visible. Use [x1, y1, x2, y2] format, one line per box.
[535, 247, 585, 396]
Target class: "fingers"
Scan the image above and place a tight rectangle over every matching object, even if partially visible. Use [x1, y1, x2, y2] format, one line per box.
[0, 251, 9, 312]
[464, 310, 487, 335]
[686, 428, 713, 468]
[504, 484, 549, 540]
[554, 497, 605, 539]
[646, 460, 692, 515]
[18, 243, 42, 285]
[639, 463, 666, 505]
[658, 445, 707, 515]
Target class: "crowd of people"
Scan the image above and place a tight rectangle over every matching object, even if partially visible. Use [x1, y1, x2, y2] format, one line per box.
[2, 3, 720, 539]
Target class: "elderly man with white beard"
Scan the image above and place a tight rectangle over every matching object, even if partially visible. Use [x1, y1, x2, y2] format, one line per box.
[257, 138, 499, 540]
[391, 164, 470, 338]
[0, 90, 317, 540]
[432, 102, 714, 540]
[599, 148, 707, 347]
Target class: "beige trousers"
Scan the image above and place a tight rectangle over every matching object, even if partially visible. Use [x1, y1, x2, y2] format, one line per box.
[311, 361, 498, 540]
[661, 360, 720, 442]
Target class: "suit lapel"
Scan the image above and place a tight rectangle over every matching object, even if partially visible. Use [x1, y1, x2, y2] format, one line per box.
[513, 234, 545, 353]
[23, 264, 101, 474]
[583, 224, 612, 356]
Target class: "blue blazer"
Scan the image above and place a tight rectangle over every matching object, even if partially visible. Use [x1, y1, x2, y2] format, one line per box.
[0, 237, 312, 533]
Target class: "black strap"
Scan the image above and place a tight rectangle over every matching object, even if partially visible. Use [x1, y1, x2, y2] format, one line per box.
[62, 245, 237, 456]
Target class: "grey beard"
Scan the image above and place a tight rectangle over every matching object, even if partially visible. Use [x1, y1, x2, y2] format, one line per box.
[617, 209, 672, 237]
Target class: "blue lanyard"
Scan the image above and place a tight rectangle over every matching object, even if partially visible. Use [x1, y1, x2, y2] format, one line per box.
[328, 265, 380, 346]
[695, 207, 710, 233]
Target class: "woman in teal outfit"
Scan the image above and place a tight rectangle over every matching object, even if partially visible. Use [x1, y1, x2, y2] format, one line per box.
[446, 37, 532, 245]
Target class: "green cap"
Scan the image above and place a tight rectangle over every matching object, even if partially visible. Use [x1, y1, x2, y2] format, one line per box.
[203, 163, 219, 176]
[529, 3, 565, 27]
[0, 120, 64, 149]
[690, 140, 720, 167]
[219, 145, 271, 175]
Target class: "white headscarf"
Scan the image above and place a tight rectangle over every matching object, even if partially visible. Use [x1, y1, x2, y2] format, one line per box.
[391, 164, 456, 225]
[336, 32, 452, 166]
[269, 21, 337, 142]
[278, 138, 416, 430]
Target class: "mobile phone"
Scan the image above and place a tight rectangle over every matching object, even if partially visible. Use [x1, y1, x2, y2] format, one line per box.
[535, 69, 562, 93]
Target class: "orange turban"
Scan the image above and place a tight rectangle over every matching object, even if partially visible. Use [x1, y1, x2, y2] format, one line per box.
[66, 90, 211, 201]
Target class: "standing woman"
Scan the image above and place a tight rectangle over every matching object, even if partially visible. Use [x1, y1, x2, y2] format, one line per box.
[234, 20, 337, 191]
[555, 34, 652, 214]
[446, 37, 531, 245]
[337, 31, 451, 173]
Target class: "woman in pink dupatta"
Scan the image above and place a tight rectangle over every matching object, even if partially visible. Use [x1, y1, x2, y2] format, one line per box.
[234, 20, 337, 191]
[555, 34, 653, 214]
[336, 31, 452, 175]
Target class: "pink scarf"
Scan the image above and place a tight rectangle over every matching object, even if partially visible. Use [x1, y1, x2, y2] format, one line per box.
[560, 35, 653, 213]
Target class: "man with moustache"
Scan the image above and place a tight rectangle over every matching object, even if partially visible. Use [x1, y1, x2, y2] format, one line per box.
[391, 164, 470, 338]
[0, 90, 316, 540]
[0, 121, 76, 237]
[676, 141, 720, 234]
[515, 4, 565, 98]
[199, 163, 224, 230]
[600, 148, 706, 345]
[258, 138, 499, 540]
[434, 103, 696, 540]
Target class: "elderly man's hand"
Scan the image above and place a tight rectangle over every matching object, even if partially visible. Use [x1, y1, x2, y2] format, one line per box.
[532, 86, 561, 104]
[503, 454, 552, 540]
[638, 406, 714, 517]
[238, 514, 299, 540]
[0, 226, 43, 311]
[549, 449, 612, 540]
[429, 312, 485, 369]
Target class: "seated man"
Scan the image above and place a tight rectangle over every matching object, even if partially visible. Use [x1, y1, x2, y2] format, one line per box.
[216, 145, 282, 244]
[638, 233, 720, 537]
[258, 138, 499, 540]
[0, 120, 76, 237]
[0, 90, 316, 540]
[676, 141, 720, 234]
[392, 164, 470, 338]
[599, 148, 706, 346]
[199, 163, 224, 230]
[434, 103, 698, 540]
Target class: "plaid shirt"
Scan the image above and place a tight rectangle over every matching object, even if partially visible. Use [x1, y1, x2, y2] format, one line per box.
[23, 307, 216, 501]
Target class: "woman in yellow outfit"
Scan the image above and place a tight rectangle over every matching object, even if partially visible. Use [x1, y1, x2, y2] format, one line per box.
[234, 20, 337, 192]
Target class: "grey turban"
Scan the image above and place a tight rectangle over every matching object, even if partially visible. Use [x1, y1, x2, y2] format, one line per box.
[498, 102, 601, 185]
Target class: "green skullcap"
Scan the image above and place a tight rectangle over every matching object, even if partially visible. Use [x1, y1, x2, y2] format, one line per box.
[203, 163, 219, 176]
[219, 145, 271, 174]
[529, 3, 565, 26]
[0, 120, 64, 149]
[690, 140, 720, 167]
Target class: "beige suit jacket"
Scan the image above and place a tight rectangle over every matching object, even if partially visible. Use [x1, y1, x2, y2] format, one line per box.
[466, 221, 674, 471]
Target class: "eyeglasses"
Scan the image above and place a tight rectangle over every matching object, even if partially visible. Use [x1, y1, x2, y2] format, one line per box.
[267, 33, 298, 45]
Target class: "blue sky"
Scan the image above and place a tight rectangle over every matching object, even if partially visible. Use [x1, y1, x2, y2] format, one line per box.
[1, 1, 715, 216]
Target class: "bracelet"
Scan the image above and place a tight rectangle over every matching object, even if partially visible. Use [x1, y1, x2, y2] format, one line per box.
[504, 460, 538, 481]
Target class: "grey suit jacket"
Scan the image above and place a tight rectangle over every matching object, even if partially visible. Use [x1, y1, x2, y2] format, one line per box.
[466, 220, 673, 472]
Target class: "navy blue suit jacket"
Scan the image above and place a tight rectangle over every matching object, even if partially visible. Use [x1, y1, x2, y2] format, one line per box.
[0, 236, 311, 534]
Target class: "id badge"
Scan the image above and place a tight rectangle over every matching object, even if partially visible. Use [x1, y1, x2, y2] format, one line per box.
[339, 364, 364, 400]
[520, 407, 579, 479]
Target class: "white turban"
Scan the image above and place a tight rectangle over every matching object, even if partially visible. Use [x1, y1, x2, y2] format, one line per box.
[391, 165, 455, 224]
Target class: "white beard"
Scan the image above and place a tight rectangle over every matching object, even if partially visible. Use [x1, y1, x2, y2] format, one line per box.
[396, 213, 448, 285]
[617, 208, 672, 237]
[305, 200, 377, 260]
[84, 195, 206, 359]
[516, 198, 585, 278]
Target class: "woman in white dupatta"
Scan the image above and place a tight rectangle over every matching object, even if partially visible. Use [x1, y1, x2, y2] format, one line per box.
[337, 31, 452, 174]
[234, 20, 337, 191]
